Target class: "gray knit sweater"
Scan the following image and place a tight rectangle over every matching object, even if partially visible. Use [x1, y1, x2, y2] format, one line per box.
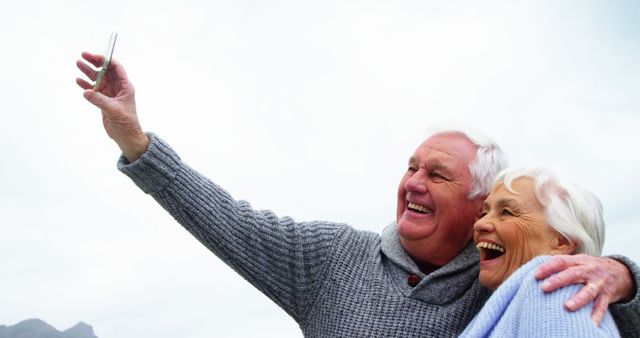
[118, 134, 640, 337]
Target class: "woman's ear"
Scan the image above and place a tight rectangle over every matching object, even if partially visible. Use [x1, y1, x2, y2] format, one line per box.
[550, 233, 577, 255]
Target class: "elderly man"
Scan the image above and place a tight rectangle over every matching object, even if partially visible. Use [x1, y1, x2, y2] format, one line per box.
[76, 53, 640, 337]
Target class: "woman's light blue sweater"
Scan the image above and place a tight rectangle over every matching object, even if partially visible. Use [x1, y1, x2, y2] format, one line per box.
[460, 256, 620, 337]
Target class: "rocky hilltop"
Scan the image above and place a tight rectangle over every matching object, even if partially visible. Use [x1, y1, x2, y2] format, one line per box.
[0, 319, 98, 338]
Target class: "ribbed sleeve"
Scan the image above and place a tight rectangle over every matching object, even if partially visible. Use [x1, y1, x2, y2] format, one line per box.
[609, 255, 640, 338]
[118, 134, 345, 322]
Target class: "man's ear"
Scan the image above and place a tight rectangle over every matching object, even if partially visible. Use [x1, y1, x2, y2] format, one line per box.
[550, 233, 577, 255]
[473, 195, 488, 222]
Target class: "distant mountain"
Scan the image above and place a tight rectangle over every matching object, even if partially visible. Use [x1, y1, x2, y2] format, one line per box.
[0, 319, 98, 338]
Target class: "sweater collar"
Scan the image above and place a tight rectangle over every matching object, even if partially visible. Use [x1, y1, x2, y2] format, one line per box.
[381, 222, 483, 304]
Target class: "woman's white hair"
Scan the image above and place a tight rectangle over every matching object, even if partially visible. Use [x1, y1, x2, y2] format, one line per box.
[495, 166, 605, 256]
[428, 128, 508, 199]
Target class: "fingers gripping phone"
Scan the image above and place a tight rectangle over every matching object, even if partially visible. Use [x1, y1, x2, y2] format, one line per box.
[94, 32, 118, 90]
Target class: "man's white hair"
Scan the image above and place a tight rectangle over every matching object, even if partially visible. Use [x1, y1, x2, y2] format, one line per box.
[427, 128, 508, 199]
[495, 166, 604, 256]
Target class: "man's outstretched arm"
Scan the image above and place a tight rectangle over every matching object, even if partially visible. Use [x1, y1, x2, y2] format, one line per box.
[76, 52, 343, 322]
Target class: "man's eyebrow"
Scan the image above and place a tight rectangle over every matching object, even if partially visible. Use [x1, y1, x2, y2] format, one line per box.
[427, 160, 453, 175]
[407, 157, 452, 173]
[429, 162, 448, 170]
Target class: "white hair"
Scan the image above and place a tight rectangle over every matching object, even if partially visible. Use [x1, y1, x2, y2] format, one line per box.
[495, 167, 604, 256]
[428, 128, 508, 199]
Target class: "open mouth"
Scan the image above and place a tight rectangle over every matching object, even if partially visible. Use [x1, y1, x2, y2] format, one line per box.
[476, 241, 505, 261]
[407, 202, 432, 214]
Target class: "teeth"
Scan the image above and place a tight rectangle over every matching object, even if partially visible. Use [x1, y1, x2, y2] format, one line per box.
[408, 202, 432, 214]
[476, 242, 505, 253]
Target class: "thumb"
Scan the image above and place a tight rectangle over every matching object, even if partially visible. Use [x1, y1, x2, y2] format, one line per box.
[83, 89, 117, 112]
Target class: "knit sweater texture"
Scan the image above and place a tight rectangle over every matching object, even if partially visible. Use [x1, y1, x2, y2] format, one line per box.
[460, 256, 620, 337]
[118, 134, 640, 337]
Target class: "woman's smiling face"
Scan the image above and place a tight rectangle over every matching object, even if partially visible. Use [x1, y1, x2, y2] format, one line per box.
[473, 177, 570, 290]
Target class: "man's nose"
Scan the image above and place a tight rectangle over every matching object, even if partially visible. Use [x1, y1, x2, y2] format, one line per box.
[405, 169, 428, 194]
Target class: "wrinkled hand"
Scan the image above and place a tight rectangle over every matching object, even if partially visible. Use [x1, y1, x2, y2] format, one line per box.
[535, 254, 635, 326]
[76, 52, 149, 162]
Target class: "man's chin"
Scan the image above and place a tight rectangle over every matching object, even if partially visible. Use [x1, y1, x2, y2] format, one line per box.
[397, 219, 437, 241]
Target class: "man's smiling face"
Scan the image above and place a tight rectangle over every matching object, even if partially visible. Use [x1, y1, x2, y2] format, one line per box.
[396, 133, 483, 268]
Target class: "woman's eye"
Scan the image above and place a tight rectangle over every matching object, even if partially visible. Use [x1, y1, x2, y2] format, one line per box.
[501, 209, 514, 216]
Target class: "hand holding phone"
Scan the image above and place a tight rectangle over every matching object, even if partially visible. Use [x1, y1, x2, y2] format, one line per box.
[94, 32, 118, 90]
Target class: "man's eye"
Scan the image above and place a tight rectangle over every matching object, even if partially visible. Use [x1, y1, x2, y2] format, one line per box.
[407, 167, 417, 173]
[430, 172, 446, 180]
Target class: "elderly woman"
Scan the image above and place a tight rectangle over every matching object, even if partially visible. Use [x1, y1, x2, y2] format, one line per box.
[460, 167, 620, 337]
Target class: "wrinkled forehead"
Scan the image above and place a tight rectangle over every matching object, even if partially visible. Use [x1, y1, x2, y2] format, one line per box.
[417, 133, 478, 166]
[488, 178, 542, 208]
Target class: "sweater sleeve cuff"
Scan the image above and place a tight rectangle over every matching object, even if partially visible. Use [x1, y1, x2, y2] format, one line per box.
[608, 254, 640, 336]
[609, 255, 640, 306]
[117, 133, 181, 195]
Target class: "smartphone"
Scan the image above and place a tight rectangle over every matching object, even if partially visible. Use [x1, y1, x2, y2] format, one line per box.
[94, 32, 118, 90]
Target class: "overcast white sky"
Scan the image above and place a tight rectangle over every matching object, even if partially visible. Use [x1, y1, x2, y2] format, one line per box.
[1, 1, 639, 337]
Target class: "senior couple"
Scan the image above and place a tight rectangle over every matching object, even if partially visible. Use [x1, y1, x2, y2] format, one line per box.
[76, 52, 639, 337]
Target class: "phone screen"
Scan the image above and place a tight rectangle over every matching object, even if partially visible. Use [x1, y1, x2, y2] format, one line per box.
[94, 32, 118, 90]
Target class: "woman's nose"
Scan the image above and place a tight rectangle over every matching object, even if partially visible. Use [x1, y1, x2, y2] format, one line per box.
[473, 215, 495, 233]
